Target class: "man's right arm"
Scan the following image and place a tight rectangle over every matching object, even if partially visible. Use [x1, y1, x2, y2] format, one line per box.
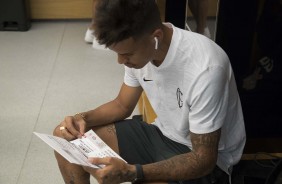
[81, 82, 143, 128]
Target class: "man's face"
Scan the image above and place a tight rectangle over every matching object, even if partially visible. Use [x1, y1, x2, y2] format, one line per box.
[108, 35, 155, 69]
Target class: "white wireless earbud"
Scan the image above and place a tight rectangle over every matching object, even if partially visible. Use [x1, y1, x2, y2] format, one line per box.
[154, 37, 158, 50]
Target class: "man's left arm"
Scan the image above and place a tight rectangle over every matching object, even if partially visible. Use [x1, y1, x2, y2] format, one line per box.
[142, 128, 221, 182]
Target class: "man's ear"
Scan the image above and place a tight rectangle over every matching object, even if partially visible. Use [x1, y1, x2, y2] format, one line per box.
[154, 37, 158, 50]
[152, 28, 163, 41]
[152, 28, 163, 50]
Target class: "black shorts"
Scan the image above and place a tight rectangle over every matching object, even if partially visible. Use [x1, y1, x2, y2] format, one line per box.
[115, 118, 229, 184]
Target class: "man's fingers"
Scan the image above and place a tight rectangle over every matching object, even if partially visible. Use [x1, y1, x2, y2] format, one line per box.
[59, 126, 76, 140]
[64, 116, 84, 138]
[78, 122, 87, 136]
[67, 124, 83, 138]
[83, 166, 98, 173]
[88, 157, 113, 166]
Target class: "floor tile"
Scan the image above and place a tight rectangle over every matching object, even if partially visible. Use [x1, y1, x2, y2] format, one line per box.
[0, 22, 66, 184]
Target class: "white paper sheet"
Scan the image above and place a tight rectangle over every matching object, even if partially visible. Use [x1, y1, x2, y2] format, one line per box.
[34, 129, 126, 169]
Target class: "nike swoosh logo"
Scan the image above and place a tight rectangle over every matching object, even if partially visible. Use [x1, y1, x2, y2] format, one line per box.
[143, 77, 153, 82]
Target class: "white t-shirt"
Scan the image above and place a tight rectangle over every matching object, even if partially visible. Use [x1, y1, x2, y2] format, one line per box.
[124, 23, 246, 174]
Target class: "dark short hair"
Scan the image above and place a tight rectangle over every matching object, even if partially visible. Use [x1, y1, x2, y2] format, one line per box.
[94, 0, 162, 47]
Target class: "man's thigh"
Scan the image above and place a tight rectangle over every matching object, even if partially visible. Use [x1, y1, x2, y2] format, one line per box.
[91, 123, 119, 154]
[115, 118, 190, 164]
[115, 119, 229, 184]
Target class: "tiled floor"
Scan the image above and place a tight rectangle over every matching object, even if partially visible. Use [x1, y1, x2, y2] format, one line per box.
[0, 20, 217, 184]
[0, 20, 129, 184]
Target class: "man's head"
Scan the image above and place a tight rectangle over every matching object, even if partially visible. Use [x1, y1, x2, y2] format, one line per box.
[94, 0, 164, 69]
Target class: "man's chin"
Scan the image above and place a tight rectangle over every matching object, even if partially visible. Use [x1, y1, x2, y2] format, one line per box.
[133, 65, 145, 69]
[125, 62, 147, 69]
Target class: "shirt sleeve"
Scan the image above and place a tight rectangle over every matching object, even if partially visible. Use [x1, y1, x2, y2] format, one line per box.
[124, 66, 141, 87]
[189, 66, 230, 134]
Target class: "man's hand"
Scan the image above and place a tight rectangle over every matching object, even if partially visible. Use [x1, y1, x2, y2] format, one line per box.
[56, 114, 87, 141]
[84, 157, 136, 184]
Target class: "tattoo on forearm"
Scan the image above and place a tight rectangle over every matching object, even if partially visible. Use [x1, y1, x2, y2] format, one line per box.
[144, 129, 221, 181]
[101, 167, 135, 183]
[191, 130, 220, 157]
